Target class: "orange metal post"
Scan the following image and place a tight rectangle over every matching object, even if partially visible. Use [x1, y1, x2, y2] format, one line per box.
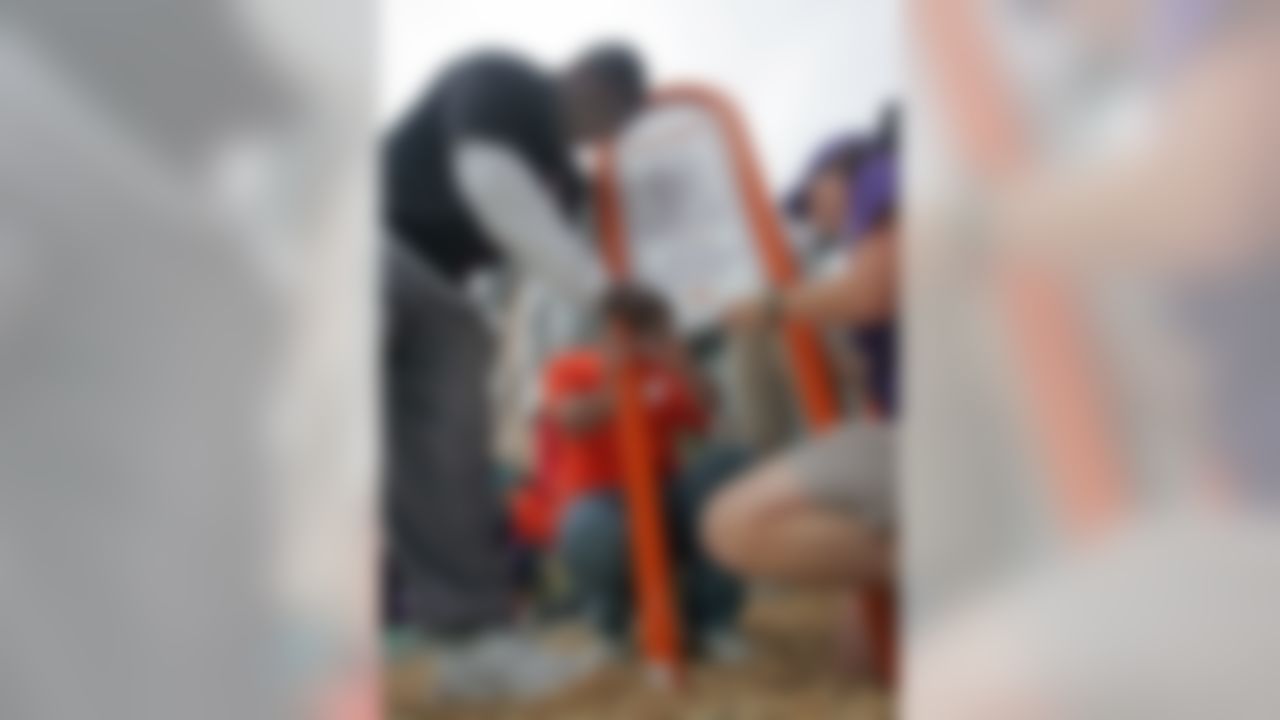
[594, 144, 686, 687]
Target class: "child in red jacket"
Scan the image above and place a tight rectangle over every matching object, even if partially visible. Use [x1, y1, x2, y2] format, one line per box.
[536, 285, 747, 659]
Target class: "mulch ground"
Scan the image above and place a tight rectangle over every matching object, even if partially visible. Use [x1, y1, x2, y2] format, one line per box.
[386, 588, 893, 720]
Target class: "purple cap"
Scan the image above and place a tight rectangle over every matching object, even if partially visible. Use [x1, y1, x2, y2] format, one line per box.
[846, 148, 898, 239]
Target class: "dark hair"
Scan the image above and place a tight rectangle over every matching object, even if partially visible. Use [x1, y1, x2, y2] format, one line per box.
[568, 43, 648, 114]
[599, 284, 672, 335]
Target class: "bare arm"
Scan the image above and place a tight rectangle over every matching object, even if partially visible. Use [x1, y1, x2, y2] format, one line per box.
[783, 228, 897, 327]
[728, 227, 897, 331]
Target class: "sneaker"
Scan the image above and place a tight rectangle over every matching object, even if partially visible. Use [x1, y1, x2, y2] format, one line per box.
[429, 627, 606, 702]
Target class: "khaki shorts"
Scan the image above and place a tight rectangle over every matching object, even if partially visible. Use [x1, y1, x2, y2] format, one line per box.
[786, 422, 896, 532]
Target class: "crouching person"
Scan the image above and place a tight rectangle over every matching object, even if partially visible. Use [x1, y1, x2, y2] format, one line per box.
[540, 285, 748, 662]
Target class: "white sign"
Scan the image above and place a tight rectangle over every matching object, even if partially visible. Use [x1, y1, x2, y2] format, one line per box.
[615, 104, 767, 334]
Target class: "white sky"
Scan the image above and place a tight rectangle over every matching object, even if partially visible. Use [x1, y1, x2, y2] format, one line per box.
[379, 0, 901, 192]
